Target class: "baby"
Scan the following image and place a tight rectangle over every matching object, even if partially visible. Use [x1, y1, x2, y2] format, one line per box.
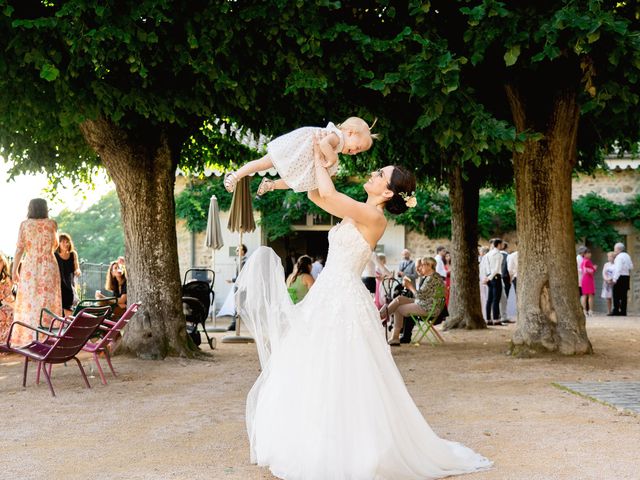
[224, 117, 377, 196]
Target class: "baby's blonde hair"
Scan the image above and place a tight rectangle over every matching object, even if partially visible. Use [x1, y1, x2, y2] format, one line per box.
[337, 116, 380, 149]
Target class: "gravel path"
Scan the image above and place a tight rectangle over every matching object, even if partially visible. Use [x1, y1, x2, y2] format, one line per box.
[1, 315, 639, 480]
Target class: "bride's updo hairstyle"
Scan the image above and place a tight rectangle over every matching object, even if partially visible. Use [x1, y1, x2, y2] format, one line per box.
[384, 166, 417, 215]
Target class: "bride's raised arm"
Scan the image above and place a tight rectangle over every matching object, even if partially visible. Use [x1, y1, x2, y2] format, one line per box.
[307, 140, 381, 225]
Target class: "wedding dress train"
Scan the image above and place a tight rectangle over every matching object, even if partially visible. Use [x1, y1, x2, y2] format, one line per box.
[235, 221, 492, 480]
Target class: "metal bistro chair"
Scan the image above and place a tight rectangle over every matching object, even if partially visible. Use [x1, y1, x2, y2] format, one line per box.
[380, 277, 403, 341]
[81, 302, 141, 385]
[4, 307, 110, 396]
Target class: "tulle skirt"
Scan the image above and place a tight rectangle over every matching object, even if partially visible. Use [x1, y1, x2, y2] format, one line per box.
[237, 247, 492, 480]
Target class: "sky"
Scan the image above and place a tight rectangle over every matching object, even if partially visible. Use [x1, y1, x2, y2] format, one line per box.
[0, 158, 114, 255]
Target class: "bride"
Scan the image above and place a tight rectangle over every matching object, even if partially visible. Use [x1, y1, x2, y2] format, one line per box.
[235, 140, 492, 480]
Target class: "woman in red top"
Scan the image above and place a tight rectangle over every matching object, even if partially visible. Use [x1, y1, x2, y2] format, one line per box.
[580, 248, 597, 316]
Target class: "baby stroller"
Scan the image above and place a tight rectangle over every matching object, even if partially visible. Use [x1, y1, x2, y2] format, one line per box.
[182, 268, 216, 349]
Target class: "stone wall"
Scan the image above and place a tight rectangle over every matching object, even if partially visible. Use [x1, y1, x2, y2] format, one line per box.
[572, 168, 640, 204]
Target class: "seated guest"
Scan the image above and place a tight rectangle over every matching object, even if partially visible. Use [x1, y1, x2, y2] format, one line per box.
[97, 260, 128, 319]
[380, 257, 445, 346]
[0, 253, 15, 346]
[286, 255, 315, 304]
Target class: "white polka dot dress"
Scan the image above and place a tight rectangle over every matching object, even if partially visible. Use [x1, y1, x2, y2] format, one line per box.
[268, 122, 343, 192]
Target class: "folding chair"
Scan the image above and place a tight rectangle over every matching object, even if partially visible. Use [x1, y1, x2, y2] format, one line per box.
[410, 284, 446, 346]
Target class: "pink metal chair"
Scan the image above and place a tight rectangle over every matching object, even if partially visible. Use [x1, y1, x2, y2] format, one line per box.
[81, 302, 140, 385]
[3, 307, 110, 396]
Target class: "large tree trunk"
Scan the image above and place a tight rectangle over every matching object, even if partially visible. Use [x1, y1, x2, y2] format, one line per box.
[80, 118, 194, 359]
[444, 163, 485, 330]
[505, 86, 592, 356]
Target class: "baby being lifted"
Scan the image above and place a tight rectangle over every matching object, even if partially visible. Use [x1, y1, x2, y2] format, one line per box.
[224, 117, 377, 196]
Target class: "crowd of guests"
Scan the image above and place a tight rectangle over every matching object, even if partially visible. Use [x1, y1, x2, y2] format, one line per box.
[0, 198, 128, 350]
[578, 242, 634, 316]
[478, 238, 516, 326]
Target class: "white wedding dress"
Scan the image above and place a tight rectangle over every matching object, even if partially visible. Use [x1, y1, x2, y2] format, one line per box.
[235, 221, 492, 480]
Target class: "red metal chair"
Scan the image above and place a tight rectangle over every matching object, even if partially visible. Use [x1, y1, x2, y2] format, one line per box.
[3, 307, 110, 396]
[81, 302, 140, 385]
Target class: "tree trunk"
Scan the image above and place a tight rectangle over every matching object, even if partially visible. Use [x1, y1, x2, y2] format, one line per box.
[80, 118, 195, 359]
[505, 86, 592, 356]
[444, 163, 486, 330]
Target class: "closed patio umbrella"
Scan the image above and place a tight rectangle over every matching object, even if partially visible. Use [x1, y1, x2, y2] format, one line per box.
[223, 176, 255, 344]
[205, 194, 225, 252]
[205, 195, 225, 332]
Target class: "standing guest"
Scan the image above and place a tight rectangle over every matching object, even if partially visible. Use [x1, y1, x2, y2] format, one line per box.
[580, 248, 597, 316]
[374, 252, 392, 310]
[11, 198, 62, 346]
[226, 244, 249, 331]
[482, 238, 504, 326]
[610, 242, 634, 316]
[434, 246, 447, 277]
[443, 251, 452, 307]
[0, 253, 15, 346]
[601, 252, 616, 315]
[576, 245, 587, 299]
[499, 242, 513, 323]
[55, 232, 81, 315]
[97, 260, 128, 319]
[478, 246, 490, 320]
[310, 255, 324, 280]
[507, 249, 518, 292]
[361, 252, 378, 295]
[397, 248, 417, 282]
[506, 247, 519, 320]
[286, 255, 315, 304]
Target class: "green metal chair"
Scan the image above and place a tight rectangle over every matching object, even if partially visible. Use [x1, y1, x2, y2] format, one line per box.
[410, 283, 446, 346]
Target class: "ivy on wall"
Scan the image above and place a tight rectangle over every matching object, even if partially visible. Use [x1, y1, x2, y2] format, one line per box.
[176, 179, 640, 248]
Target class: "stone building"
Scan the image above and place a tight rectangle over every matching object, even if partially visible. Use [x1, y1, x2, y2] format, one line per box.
[176, 158, 639, 314]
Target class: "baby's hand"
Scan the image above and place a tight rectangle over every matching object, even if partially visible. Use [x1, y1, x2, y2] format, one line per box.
[322, 157, 336, 168]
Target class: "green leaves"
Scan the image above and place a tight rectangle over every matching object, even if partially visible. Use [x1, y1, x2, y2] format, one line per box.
[504, 45, 520, 66]
[40, 63, 60, 81]
[572, 193, 624, 249]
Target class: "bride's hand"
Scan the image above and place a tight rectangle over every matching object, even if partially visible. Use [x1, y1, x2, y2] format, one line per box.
[312, 134, 328, 169]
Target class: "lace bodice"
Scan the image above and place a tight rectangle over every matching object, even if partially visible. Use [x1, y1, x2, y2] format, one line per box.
[323, 221, 372, 277]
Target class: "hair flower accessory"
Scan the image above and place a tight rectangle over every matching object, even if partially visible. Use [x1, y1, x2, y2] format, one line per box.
[399, 191, 417, 208]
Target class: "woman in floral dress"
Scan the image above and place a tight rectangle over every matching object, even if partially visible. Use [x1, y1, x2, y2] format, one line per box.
[0, 253, 15, 347]
[11, 198, 62, 346]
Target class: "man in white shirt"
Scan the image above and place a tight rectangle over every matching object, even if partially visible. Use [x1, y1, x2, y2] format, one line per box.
[483, 238, 505, 326]
[434, 246, 447, 277]
[311, 256, 324, 280]
[610, 242, 634, 316]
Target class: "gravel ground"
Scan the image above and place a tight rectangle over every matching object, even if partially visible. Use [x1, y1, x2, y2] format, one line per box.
[1, 314, 639, 480]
